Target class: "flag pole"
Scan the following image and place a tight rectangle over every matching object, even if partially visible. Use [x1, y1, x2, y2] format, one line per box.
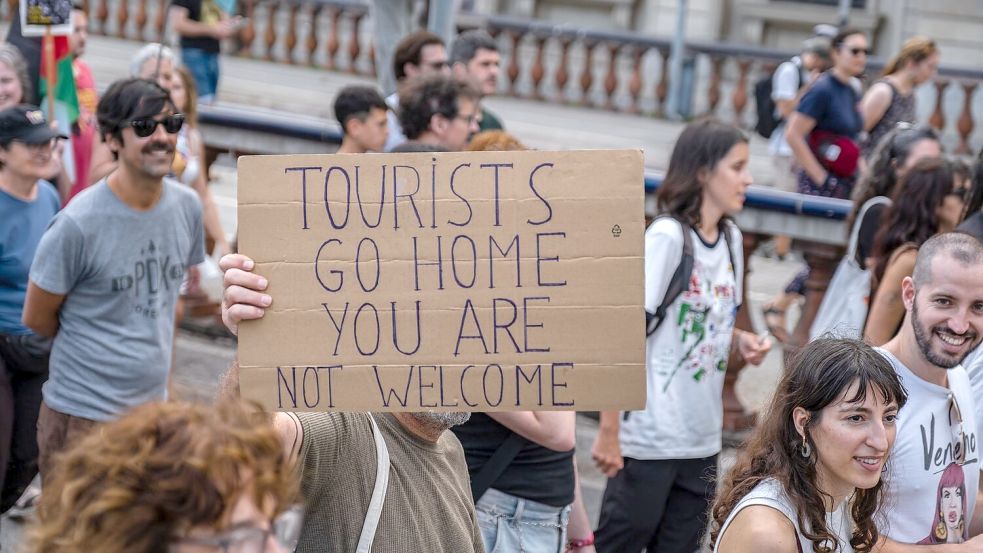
[43, 25, 55, 118]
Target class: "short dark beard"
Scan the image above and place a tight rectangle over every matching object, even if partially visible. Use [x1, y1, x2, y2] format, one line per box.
[911, 300, 976, 369]
[410, 411, 471, 433]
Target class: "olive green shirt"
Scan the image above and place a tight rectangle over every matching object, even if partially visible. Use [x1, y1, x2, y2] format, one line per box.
[295, 412, 484, 552]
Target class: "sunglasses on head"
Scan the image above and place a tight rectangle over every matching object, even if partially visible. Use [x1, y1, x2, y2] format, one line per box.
[122, 113, 184, 138]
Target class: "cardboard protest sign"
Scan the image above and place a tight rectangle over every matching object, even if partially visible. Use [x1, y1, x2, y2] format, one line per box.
[237, 150, 646, 412]
[20, 0, 72, 36]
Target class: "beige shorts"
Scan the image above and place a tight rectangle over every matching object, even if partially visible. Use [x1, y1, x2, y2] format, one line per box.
[771, 155, 797, 193]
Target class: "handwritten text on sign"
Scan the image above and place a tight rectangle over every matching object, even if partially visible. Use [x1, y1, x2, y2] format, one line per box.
[237, 150, 646, 411]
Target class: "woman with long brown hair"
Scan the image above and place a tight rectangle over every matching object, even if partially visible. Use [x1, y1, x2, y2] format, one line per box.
[712, 338, 908, 553]
[864, 158, 969, 345]
[859, 37, 939, 159]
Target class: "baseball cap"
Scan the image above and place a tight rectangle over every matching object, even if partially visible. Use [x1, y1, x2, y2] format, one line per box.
[0, 105, 68, 144]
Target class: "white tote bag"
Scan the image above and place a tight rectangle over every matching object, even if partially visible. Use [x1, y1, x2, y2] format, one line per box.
[809, 196, 891, 341]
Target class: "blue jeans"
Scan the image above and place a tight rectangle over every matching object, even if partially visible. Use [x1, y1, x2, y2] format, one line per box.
[180, 48, 219, 102]
[476, 488, 571, 553]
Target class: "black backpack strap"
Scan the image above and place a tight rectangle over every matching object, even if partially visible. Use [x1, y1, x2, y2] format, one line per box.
[721, 220, 741, 309]
[646, 216, 693, 336]
[469, 432, 527, 501]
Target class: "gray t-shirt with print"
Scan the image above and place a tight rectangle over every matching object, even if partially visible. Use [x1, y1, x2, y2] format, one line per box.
[30, 178, 204, 421]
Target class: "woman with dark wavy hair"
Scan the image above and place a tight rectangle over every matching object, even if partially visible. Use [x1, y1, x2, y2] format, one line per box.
[864, 158, 968, 345]
[27, 400, 300, 553]
[712, 338, 908, 553]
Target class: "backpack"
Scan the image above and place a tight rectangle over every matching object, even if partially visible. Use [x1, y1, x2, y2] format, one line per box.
[645, 215, 740, 337]
[753, 58, 804, 139]
[809, 196, 891, 340]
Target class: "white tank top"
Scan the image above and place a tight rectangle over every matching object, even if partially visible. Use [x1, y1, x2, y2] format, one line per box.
[714, 478, 854, 553]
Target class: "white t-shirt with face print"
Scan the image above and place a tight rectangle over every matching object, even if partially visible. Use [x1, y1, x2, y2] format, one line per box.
[877, 348, 981, 545]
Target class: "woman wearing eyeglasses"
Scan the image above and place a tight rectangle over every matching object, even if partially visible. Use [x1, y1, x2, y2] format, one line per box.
[859, 37, 939, 160]
[865, 158, 970, 345]
[711, 337, 907, 553]
[27, 400, 301, 553]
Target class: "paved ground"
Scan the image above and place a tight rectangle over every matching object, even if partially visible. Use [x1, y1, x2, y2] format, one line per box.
[0, 31, 810, 551]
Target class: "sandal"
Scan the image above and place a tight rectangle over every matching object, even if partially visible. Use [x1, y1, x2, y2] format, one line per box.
[762, 304, 789, 344]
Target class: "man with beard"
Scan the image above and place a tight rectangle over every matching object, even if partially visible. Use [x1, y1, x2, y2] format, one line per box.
[449, 30, 504, 133]
[23, 78, 204, 480]
[218, 253, 484, 552]
[875, 232, 983, 549]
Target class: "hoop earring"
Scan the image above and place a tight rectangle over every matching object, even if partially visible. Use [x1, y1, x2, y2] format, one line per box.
[800, 434, 811, 458]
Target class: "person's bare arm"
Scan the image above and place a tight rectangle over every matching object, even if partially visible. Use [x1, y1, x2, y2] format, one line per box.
[591, 410, 623, 477]
[188, 129, 230, 256]
[970, 480, 983, 536]
[22, 281, 66, 338]
[864, 250, 916, 346]
[273, 411, 303, 466]
[87, 140, 116, 185]
[785, 112, 826, 185]
[565, 457, 596, 553]
[861, 82, 893, 133]
[716, 505, 798, 553]
[486, 411, 575, 452]
[169, 6, 238, 39]
[876, 534, 983, 552]
[775, 98, 797, 119]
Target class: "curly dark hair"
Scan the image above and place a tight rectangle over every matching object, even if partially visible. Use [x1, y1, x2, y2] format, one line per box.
[850, 125, 939, 228]
[711, 338, 908, 553]
[654, 118, 748, 227]
[29, 400, 297, 553]
[871, 157, 956, 284]
[396, 74, 479, 140]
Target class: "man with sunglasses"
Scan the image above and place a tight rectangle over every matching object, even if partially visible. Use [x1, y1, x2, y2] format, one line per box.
[875, 232, 983, 549]
[384, 31, 451, 152]
[23, 78, 204, 481]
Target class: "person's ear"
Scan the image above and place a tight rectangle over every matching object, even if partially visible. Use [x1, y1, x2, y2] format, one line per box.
[901, 276, 916, 310]
[696, 166, 711, 187]
[792, 406, 810, 439]
[345, 117, 362, 137]
[104, 131, 122, 153]
[430, 113, 448, 136]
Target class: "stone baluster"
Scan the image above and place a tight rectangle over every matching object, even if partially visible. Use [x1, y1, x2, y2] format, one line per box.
[723, 231, 764, 432]
[116, 0, 129, 38]
[603, 43, 621, 110]
[305, 4, 322, 65]
[955, 81, 978, 155]
[786, 241, 843, 350]
[348, 12, 365, 74]
[264, 1, 278, 61]
[284, 1, 300, 64]
[929, 79, 949, 132]
[239, 0, 257, 56]
[627, 46, 647, 114]
[135, 0, 148, 40]
[324, 8, 341, 70]
[507, 31, 522, 95]
[579, 40, 597, 106]
[706, 56, 724, 115]
[554, 36, 573, 103]
[4, 0, 15, 20]
[731, 58, 752, 126]
[530, 35, 548, 100]
[368, 42, 377, 78]
[654, 48, 670, 117]
[96, 0, 109, 34]
[154, 0, 169, 41]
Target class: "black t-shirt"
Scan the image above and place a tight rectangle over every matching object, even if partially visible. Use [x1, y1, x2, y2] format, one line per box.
[171, 0, 221, 53]
[451, 413, 575, 507]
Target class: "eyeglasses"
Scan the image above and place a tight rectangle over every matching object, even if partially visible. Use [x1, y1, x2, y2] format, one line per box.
[123, 113, 184, 138]
[948, 393, 968, 466]
[847, 47, 871, 56]
[456, 111, 481, 125]
[948, 187, 970, 201]
[171, 505, 304, 553]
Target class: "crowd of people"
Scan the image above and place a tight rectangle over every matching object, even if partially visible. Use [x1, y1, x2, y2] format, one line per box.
[1, 4, 983, 553]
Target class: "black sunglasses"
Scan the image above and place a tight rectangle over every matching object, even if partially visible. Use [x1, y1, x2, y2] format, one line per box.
[847, 47, 871, 56]
[123, 113, 185, 138]
[949, 187, 970, 201]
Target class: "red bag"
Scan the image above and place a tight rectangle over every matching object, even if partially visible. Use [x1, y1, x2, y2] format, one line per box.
[809, 130, 860, 178]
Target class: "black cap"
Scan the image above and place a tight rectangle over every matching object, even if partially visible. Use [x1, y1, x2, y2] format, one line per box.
[0, 105, 69, 144]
